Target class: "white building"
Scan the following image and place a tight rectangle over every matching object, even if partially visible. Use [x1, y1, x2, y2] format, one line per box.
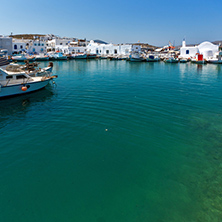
[12, 39, 30, 54]
[47, 38, 74, 51]
[0, 36, 13, 55]
[28, 40, 47, 54]
[86, 40, 141, 55]
[180, 40, 219, 59]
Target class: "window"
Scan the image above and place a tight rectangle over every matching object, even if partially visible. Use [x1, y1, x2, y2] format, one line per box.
[33, 48, 35, 52]
[20, 45, 23, 49]
[14, 45, 17, 49]
[41, 48, 43, 52]
[186, 50, 189, 54]
[66, 43, 68, 45]
[38, 43, 40, 46]
[34, 44, 37, 46]
[106, 50, 109, 54]
[114, 49, 117, 54]
[60, 43, 63, 45]
[96, 50, 99, 54]
[42, 44, 44, 46]
[16, 75, 27, 79]
[6, 76, 13, 79]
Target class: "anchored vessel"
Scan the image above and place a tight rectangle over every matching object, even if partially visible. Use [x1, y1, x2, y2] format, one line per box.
[0, 58, 57, 98]
[164, 57, 179, 63]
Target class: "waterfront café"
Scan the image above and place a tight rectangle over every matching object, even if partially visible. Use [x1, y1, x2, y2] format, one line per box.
[180, 40, 219, 59]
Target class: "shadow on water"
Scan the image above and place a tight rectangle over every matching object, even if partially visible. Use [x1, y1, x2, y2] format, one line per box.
[0, 85, 56, 129]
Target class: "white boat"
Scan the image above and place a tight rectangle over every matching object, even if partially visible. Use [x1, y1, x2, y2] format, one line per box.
[180, 58, 189, 63]
[12, 54, 35, 62]
[0, 58, 57, 98]
[207, 58, 222, 64]
[129, 52, 144, 62]
[35, 54, 49, 61]
[164, 57, 179, 63]
[55, 52, 67, 60]
[71, 53, 87, 59]
[146, 55, 160, 62]
[48, 52, 67, 60]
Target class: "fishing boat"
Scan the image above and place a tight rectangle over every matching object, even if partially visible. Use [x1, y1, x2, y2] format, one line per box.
[0, 58, 57, 98]
[12, 54, 35, 62]
[87, 53, 97, 59]
[108, 55, 118, 60]
[146, 55, 160, 62]
[48, 52, 67, 60]
[55, 52, 67, 60]
[35, 54, 49, 61]
[164, 57, 179, 63]
[129, 52, 144, 62]
[180, 58, 189, 63]
[207, 57, 222, 64]
[71, 53, 87, 59]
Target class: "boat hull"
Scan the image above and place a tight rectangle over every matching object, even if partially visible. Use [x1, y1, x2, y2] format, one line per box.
[0, 79, 51, 98]
[72, 54, 87, 59]
[130, 58, 143, 62]
[164, 60, 178, 63]
[146, 58, 160, 62]
[35, 57, 49, 61]
[180, 60, 188, 63]
[208, 60, 222, 64]
[12, 58, 36, 62]
[56, 57, 67, 60]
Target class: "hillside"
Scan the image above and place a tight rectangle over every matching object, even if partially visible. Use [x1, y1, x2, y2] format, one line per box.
[9, 34, 46, 39]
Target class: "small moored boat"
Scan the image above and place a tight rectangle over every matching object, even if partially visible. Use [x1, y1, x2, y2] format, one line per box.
[164, 57, 179, 63]
[0, 58, 57, 98]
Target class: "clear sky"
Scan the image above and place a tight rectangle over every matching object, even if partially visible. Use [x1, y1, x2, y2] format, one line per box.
[1, 0, 222, 46]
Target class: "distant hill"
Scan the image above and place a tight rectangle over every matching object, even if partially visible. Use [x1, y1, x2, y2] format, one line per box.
[130, 43, 157, 50]
[9, 34, 46, 39]
[212, 40, 222, 45]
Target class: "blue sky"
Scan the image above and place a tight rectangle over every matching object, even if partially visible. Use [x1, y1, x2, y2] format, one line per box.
[1, 0, 222, 46]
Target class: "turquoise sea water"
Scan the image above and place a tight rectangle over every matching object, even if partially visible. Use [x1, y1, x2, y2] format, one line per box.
[1, 60, 222, 221]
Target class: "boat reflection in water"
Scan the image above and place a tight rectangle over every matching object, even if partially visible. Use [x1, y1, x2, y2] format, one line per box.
[0, 86, 56, 129]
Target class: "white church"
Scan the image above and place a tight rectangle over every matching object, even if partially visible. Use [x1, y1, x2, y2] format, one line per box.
[180, 39, 219, 59]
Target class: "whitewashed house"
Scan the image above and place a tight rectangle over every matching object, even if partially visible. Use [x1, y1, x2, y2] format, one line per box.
[28, 40, 47, 54]
[47, 38, 75, 52]
[12, 39, 30, 54]
[180, 40, 219, 59]
[86, 40, 141, 56]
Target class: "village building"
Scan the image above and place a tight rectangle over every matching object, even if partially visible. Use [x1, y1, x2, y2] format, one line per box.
[46, 37, 77, 52]
[180, 40, 219, 59]
[28, 40, 47, 54]
[86, 40, 141, 56]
